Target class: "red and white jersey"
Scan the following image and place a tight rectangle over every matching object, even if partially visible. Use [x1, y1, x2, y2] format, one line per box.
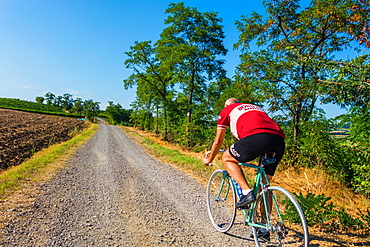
[217, 103, 285, 140]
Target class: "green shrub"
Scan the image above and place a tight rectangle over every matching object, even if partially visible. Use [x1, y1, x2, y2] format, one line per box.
[293, 192, 369, 231]
[283, 119, 346, 171]
[338, 208, 365, 230]
[359, 209, 370, 227]
[293, 193, 337, 227]
[339, 140, 370, 197]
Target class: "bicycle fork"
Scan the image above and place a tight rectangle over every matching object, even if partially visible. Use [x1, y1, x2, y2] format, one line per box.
[215, 171, 232, 202]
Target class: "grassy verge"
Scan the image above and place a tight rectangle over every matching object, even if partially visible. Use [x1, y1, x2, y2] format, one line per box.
[0, 123, 99, 199]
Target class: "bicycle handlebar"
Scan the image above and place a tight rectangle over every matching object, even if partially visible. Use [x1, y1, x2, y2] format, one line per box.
[204, 150, 226, 166]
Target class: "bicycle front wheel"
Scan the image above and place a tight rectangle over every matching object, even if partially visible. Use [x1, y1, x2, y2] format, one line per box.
[252, 186, 309, 246]
[207, 169, 236, 233]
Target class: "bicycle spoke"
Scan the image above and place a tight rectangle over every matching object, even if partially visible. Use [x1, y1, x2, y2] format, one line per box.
[207, 170, 236, 233]
[252, 186, 309, 247]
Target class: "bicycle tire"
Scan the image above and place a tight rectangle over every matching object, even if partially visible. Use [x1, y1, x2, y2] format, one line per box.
[206, 169, 236, 233]
[252, 186, 309, 246]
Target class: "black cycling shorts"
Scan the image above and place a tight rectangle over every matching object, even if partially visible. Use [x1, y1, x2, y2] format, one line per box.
[228, 133, 285, 176]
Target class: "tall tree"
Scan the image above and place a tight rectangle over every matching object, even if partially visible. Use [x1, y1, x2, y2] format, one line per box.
[61, 93, 74, 111]
[156, 2, 228, 144]
[124, 41, 175, 139]
[44, 92, 55, 105]
[73, 97, 84, 114]
[35, 96, 44, 104]
[105, 101, 132, 125]
[123, 3, 228, 146]
[82, 99, 100, 121]
[234, 0, 369, 139]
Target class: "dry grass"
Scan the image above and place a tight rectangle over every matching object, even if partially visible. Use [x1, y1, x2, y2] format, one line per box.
[273, 167, 369, 215]
[273, 167, 370, 245]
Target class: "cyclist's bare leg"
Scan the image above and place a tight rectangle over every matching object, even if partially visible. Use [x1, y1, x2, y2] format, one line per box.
[222, 149, 252, 191]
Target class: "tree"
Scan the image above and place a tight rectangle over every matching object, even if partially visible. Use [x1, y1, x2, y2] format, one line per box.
[105, 101, 131, 125]
[347, 1, 370, 48]
[82, 99, 100, 121]
[44, 92, 55, 105]
[320, 55, 370, 109]
[124, 41, 175, 139]
[123, 3, 228, 147]
[234, 0, 369, 139]
[35, 96, 44, 104]
[54, 95, 63, 108]
[73, 97, 84, 114]
[233, 0, 370, 195]
[322, 53, 370, 196]
[60, 93, 74, 112]
[156, 2, 228, 145]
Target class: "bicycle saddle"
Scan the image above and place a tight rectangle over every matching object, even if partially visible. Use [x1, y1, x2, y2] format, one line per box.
[261, 152, 277, 165]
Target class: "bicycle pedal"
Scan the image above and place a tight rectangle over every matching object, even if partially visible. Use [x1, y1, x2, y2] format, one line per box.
[237, 205, 250, 210]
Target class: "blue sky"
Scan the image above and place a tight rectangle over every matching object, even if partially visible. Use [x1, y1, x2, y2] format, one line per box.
[0, 0, 348, 118]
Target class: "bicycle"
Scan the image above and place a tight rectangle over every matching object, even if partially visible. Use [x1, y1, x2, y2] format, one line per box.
[206, 151, 309, 246]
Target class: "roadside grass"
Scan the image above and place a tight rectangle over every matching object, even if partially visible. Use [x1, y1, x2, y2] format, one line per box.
[0, 123, 99, 199]
[148, 140, 210, 172]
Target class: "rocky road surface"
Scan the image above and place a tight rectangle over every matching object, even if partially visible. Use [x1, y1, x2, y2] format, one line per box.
[1, 122, 255, 246]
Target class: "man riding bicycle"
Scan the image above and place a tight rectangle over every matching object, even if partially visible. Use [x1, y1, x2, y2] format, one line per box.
[203, 98, 285, 208]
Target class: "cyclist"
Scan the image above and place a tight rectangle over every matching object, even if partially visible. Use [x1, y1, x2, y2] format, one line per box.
[203, 98, 285, 208]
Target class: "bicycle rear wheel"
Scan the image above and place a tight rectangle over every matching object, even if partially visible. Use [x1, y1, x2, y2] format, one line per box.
[207, 169, 236, 233]
[252, 186, 309, 246]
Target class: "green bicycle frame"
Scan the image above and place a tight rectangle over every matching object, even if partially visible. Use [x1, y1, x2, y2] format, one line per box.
[217, 170, 233, 201]
[237, 162, 282, 231]
[215, 161, 285, 231]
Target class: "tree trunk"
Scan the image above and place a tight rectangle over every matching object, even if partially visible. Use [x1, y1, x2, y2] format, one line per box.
[186, 80, 195, 148]
[155, 103, 159, 134]
[163, 105, 168, 141]
[293, 112, 300, 141]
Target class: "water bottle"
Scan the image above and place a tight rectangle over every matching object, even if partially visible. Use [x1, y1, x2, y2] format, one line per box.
[233, 179, 243, 198]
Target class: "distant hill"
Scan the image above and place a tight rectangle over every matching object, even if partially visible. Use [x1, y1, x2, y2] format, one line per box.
[0, 98, 81, 117]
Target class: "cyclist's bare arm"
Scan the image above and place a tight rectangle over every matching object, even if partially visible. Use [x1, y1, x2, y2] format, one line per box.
[203, 128, 226, 166]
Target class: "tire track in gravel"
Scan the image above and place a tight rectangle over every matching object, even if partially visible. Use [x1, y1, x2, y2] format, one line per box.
[1, 121, 255, 246]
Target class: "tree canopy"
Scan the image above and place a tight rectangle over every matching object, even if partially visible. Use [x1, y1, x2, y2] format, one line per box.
[233, 0, 369, 138]
[124, 2, 228, 145]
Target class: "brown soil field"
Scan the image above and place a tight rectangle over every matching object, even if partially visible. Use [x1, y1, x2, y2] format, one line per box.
[0, 108, 88, 170]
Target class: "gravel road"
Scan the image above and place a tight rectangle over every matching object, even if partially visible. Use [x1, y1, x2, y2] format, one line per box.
[1, 122, 255, 246]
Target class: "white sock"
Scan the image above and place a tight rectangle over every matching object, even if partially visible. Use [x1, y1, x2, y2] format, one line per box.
[242, 189, 252, 195]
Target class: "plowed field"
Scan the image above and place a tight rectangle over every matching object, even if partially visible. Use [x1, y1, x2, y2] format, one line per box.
[0, 108, 88, 170]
